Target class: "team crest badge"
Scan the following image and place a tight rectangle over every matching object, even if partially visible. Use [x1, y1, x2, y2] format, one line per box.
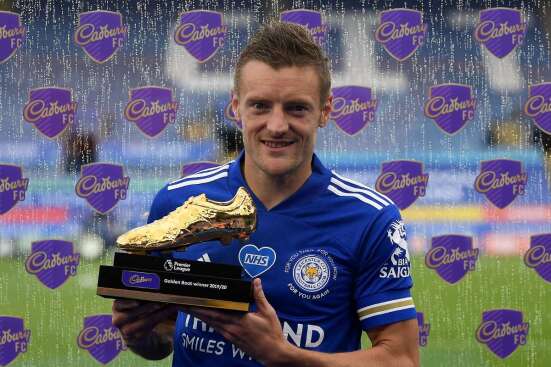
[425, 235, 479, 284]
[124, 86, 178, 138]
[474, 8, 526, 59]
[0, 11, 25, 64]
[474, 159, 527, 209]
[524, 234, 551, 283]
[476, 309, 528, 359]
[524, 83, 551, 135]
[0, 164, 28, 215]
[0, 316, 30, 366]
[417, 312, 430, 347]
[224, 99, 242, 129]
[375, 160, 428, 210]
[285, 248, 337, 300]
[280, 9, 326, 45]
[23, 87, 77, 139]
[238, 244, 276, 278]
[75, 163, 130, 214]
[174, 10, 227, 63]
[375, 9, 426, 61]
[25, 240, 80, 289]
[424, 84, 476, 135]
[181, 161, 220, 177]
[77, 314, 126, 364]
[74, 10, 128, 63]
[330, 86, 377, 136]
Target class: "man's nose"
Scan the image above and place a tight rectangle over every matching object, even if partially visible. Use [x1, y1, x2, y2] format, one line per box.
[266, 106, 289, 135]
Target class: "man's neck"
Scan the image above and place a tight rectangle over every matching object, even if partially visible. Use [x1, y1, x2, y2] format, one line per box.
[242, 157, 312, 210]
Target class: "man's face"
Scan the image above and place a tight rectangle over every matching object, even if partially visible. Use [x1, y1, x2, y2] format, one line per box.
[232, 60, 332, 178]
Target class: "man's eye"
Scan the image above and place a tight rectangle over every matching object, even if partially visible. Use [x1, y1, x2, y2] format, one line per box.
[253, 102, 266, 110]
[289, 105, 307, 112]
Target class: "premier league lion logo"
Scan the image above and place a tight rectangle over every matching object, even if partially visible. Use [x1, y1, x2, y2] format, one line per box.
[387, 220, 410, 266]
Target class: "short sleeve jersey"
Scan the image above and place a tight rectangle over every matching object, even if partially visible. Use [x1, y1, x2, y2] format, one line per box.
[146, 152, 416, 366]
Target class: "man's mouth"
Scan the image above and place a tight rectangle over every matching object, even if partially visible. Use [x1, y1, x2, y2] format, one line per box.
[261, 140, 294, 148]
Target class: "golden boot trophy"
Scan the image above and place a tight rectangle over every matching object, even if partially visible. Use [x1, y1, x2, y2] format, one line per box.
[97, 187, 257, 311]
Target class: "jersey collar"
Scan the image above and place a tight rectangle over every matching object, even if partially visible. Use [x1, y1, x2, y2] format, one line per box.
[227, 150, 331, 212]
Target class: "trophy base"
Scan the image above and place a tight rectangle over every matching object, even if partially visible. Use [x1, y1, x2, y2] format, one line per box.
[97, 286, 250, 311]
[97, 253, 252, 312]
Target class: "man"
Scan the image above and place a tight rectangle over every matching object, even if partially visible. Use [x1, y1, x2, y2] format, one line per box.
[113, 22, 419, 366]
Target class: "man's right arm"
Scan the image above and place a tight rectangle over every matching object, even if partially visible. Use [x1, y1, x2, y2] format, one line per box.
[112, 299, 180, 360]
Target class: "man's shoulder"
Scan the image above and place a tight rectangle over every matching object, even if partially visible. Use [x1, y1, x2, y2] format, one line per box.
[160, 162, 232, 198]
[323, 170, 398, 221]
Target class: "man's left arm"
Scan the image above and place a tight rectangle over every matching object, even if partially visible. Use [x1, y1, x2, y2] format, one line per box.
[187, 278, 419, 367]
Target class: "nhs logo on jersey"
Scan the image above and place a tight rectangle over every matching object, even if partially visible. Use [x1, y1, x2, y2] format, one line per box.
[238, 244, 276, 278]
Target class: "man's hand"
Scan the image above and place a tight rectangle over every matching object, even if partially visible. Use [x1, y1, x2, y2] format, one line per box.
[187, 278, 419, 367]
[186, 278, 292, 365]
[112, 300, 179, 360]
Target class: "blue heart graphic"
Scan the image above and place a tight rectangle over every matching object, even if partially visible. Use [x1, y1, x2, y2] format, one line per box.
[238, 244, 276, 278]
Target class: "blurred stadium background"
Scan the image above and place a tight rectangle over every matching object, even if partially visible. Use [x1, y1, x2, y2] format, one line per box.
[0, 0, 550, 366]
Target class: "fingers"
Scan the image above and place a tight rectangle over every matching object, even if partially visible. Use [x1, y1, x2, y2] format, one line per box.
[253, 278, 271, 314]
[112, 300, 165, 327]
[121, 305, 178, 341]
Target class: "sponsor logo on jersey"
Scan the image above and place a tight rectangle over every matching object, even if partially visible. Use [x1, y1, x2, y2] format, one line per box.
[475, 309, 528, 359]
[285, 248, 337, 300]
[238, 244, 276, 278]
[524, 234, 551, 283]
[379, 220, 411, 279]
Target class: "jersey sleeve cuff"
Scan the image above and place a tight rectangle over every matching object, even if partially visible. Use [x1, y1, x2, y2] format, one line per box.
[357, 290, 416, 330]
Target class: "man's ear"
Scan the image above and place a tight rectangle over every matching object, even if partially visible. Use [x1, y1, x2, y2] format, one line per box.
[231, 90, 240, 119]
[319, 94, 333, 127]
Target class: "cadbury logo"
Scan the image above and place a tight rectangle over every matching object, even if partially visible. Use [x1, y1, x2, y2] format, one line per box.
[129, 274, 153, 284]
[424, 97, 476, 119]
[75, 24, 127, 46]
[475, 20, 526, 43]
[124, 99, 178, 121]
[474, 171, 527, 193]
[425, 247, 479, 268]
[23, 100, 77, 123]
[524, 245, 551, 268]
[25, 251, 80, 274]
[0, 329, 31, 345]
[175, 23, 227, 45]
[75, 175, 129, 197]
[375, 22, 426, 43]
[524, 95, 551, 117]
[0, 25, 25, 40]
[77, 326, 125, 349]
[331, 97, 377, 119]
[476, 321, 528, 344]
[0, 177, 28, 192]
[375, 172, 428, 194]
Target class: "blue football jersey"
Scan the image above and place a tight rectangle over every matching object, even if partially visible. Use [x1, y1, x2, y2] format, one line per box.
[146, 152, 416, 366]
